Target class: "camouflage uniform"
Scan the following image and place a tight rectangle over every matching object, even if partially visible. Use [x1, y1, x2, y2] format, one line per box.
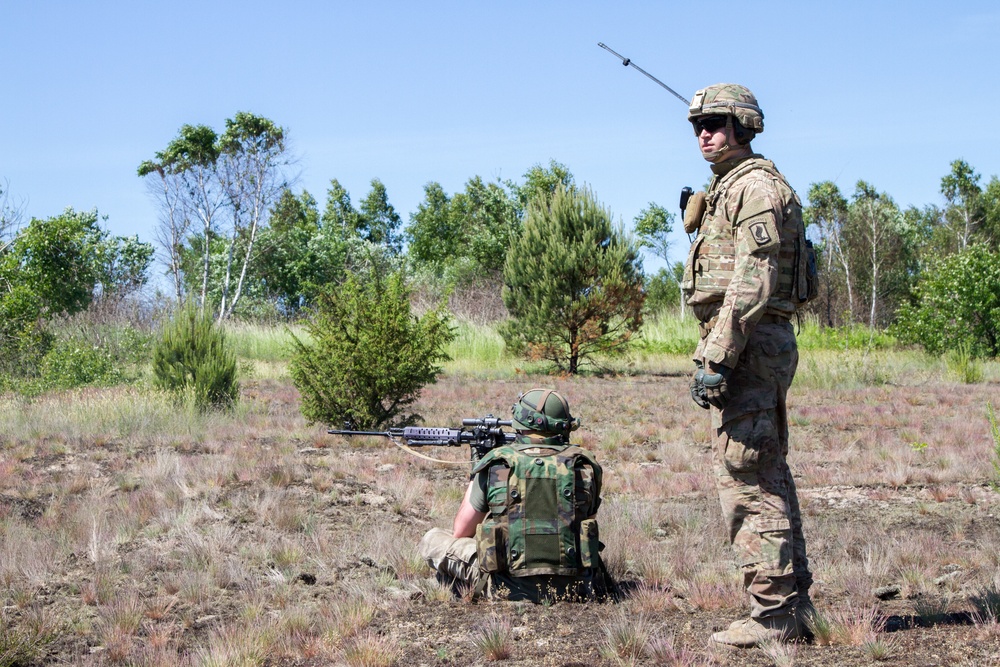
[683, 148, 813, 620]
[421, 389, 608, 602]
[419, 435, 605, 602]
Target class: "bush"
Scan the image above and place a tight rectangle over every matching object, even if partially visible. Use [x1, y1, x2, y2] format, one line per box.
[289, 266, 454, 429]
[796, 318, 897, 351]
[152, 300, 239, 409]
[38, 342, 125, 390]
[643, 268, 681, 318]
[893, 245, 1000, 358]
[0, 284, 53, 381]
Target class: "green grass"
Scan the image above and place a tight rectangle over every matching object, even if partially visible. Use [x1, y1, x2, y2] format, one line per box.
[219, 314, 1000, 386]
[796, 316, 897, 351]
[444, 321, 507, 367]
[635, 314, 700, 355]
[224, 322, 303, 362]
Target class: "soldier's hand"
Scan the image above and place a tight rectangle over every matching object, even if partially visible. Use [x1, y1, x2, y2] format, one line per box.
[702, 362, 732, 409]
[689, 362, 710, 410]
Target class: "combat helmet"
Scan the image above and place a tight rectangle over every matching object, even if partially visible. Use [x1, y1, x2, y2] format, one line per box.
[688, 83, 764, 144]
[511, 388, 580, 439]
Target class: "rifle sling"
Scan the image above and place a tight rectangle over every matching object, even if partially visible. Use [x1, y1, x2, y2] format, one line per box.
[390, 437, 465, 465]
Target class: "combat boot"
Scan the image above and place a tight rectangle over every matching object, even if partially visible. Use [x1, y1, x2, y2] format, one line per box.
[710, 614, 801, 648]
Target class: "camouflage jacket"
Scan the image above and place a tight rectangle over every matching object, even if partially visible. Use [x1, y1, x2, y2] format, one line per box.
[682, 154, 806, 368]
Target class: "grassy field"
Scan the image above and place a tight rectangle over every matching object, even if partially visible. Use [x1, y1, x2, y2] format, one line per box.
[2, 317, 1000, 666]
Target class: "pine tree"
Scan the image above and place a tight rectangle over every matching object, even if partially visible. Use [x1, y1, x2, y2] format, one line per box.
[500, 185, 645, 373]
[152, 300, 239, 409]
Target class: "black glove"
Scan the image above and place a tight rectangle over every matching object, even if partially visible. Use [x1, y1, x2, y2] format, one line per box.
[702, 362, 732, 409]
[689, 362, 710, 410]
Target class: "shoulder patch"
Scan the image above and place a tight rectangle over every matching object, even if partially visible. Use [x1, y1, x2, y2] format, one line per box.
[742, 212, 781, 253]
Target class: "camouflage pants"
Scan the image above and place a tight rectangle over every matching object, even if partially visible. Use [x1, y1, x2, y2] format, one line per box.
[707, 322, 812, 618]
[418, 528, 599, 601]
[418, 528, 481, 588]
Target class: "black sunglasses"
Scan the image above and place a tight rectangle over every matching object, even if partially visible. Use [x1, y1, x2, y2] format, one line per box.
[692, 115, 729, 135]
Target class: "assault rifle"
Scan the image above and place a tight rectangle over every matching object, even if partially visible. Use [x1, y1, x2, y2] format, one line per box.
[328, 415, 515, 465]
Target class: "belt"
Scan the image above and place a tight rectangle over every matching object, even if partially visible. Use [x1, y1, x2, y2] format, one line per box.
[698, 313, 789, 337]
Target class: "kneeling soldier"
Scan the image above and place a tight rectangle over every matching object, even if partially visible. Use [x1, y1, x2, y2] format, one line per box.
[419, 389, 608, 601]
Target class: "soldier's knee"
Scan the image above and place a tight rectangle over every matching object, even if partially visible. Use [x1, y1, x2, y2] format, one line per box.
[419, 527, 455, 564]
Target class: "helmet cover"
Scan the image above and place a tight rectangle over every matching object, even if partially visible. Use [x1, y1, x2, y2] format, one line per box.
[511, 388, 580, 435]
[688, 83, 764, 135]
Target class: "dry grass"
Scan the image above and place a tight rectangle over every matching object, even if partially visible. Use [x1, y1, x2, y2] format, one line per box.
[469, 612, 515, 661]
[2, 341, 1000, 664]
[827, 604, 888, 646]
[600, 609, 653, 665]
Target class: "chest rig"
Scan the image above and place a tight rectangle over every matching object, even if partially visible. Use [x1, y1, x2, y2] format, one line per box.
[472, 444, 603, 577]
[682, 157, 811, 309]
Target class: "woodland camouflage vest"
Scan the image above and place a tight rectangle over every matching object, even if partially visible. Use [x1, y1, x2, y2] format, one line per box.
[683, 156, 816, 311]
[472, 444, 603, 577]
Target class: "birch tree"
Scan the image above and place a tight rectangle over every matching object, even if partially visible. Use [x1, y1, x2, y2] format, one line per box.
[634, 202, 682, 317]
[216, 113, 290, 320]
[139, 114, 292, 318]
[140, 161, 189, 299]
[138, 125, 222, 310]
[0, 179, 24, 251]
[847, 181, 904, 329]
[805, 181, 854, 325]
[941, 159, 984, 252]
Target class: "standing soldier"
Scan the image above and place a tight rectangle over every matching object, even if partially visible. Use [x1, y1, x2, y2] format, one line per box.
[419, 389, 609, 602]
[682, 83, 815, 647]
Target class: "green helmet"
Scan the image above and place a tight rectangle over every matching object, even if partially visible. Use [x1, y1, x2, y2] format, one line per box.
[511, 388, 580, 436]
[688, 83, 764, 137]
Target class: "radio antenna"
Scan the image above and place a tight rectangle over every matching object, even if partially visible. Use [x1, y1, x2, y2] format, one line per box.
[597, 42, 690, 107]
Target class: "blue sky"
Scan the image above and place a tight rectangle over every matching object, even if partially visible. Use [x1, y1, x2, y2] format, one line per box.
[4, 1, 1000, 273]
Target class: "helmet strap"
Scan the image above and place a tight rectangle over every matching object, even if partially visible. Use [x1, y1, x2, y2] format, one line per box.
[702, 116, 734, 163]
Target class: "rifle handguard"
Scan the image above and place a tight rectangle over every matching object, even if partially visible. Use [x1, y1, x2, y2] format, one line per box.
[327, 415, 516, 465]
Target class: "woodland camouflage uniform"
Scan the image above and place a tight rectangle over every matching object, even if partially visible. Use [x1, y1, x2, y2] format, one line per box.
[419, 389, 608, 602]
[682, 83, 814, 645]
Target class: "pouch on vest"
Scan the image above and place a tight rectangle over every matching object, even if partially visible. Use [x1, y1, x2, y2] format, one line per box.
[683, 190, 706, 234]
[795, 237, 819, 304]
[476, 520, 508, 573]
[578, 518, 601, 569]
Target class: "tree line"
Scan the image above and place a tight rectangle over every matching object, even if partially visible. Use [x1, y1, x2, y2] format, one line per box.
[2, 111, 999, 386]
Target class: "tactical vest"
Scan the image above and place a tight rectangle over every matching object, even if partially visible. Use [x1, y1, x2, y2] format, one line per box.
[472, 444, 603, 578]
[683, 157, 816, 310]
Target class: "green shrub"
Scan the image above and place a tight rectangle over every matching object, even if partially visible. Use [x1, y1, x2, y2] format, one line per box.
[28, 326, 151, 394]
[289, 266, 454, 429]
[643, 268, 681, 319]
[39, 342, 124, 390]
[152, 301, 238, 409]
[0, 284, 53, 381]
[797, 318, 897, 351]
[893, 245, 1000, 358]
